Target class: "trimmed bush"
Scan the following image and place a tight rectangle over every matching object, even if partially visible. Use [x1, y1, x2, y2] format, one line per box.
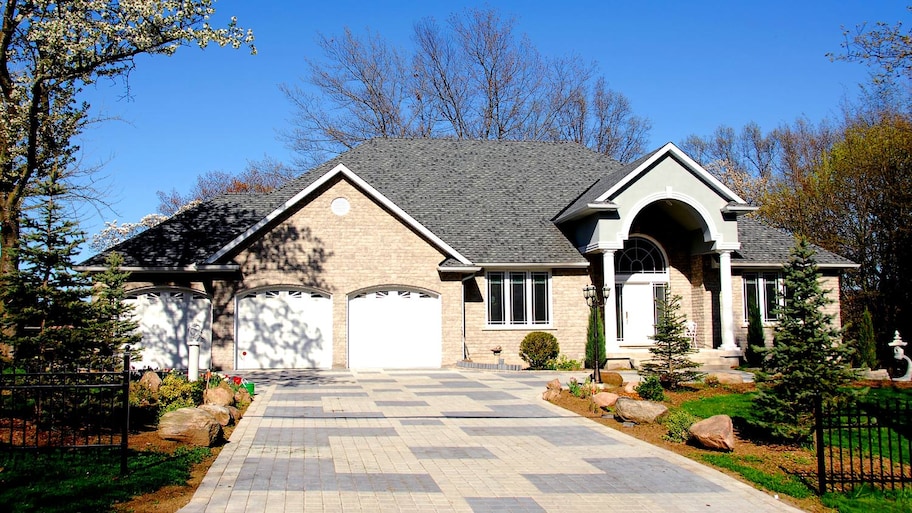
[661, 409, 699, 442]
[519, 331, 559, 369]
[158, 372, 205, 416]
[635, 375, 666, 402]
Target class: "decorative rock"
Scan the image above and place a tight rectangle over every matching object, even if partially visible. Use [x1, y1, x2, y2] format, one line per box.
[158, 408, 222, 446]
[138, 371, 162, 393]
[227, 405, 242, 421]
[234, 388, 252, 404]
[860, 368, 891, 380]
[546, 378, 562, 391]
[542, 388, 561, 401]
[624, 381, 637, 394]
[198, 404, 234, 426]
[600, 372, 624, 387]
[706, 372, 744, 385]
[613, 397, 668, 424]
[689, 415, 735, 451]
[204, 387, 234, 407]
[591, 392, 619, 408]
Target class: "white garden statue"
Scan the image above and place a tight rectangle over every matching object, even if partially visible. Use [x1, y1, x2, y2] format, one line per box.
[888, 331, 911, 382]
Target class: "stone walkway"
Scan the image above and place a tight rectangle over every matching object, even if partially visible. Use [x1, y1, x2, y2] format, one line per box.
[179, 369, 800, 512]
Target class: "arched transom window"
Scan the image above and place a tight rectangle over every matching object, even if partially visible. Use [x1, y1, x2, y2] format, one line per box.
[615, 236, 666, 274]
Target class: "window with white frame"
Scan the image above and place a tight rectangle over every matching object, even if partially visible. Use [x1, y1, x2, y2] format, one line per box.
[487, 271, 550, 326]
[743, 272, 783, 322]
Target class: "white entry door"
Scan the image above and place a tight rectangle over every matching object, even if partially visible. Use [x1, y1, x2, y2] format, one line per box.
[348, 289, 441, 369]
[618, 282, 660, 346]
[236, 289, 333, 369]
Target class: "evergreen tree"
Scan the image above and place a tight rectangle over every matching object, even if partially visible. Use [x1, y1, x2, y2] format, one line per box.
[745, 301, 765, 367]
[585, 305, 606, 372]
[0, 179, 93, 367]
[854, 308, 878, 369]
[753, 238, 855, 442]
[87, 252, 142, 367]
[640, 292, 703, 389]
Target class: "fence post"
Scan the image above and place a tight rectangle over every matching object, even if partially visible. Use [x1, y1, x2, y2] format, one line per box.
[121, 346, 131, 475]
[815, 395, 826, 495]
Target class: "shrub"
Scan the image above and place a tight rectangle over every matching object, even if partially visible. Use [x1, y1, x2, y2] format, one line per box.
[636, 375, 665, 401]
[158, 372, 205, 416]
[519, 332, 559, 369]
[551, 354, 583, 371]
[568, 377, 582, 397]
[661, 409, 699, 442]
[744, 301, 765, 367]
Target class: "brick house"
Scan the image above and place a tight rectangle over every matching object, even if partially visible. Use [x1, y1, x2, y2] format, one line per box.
[79, 139, 856, 370]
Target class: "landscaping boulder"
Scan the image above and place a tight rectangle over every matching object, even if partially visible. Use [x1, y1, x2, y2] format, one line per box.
[234, 387, 252, 404]
[198, 404, 234, 427]
[542, 378, 562, 401]
[624, 381, 637, 394]
[689, 415, 735, 451]
[204, 386, 234, 407]
[600, 371, 624, 387]
[859, 368, 891, 380]
[227, 405, 242, 422]
[706, 372, 744, 385]
[158, 407, 222, 446]
[138, 371, 162, 393]
[592, 392, 619, 409]
[613, 397, 668, 424]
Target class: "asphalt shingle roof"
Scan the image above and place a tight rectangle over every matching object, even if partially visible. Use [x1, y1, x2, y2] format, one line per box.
[735, 216, 856, 267]
[80, 138, 855, 270]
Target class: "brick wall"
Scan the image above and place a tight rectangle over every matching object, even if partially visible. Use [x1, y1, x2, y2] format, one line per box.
[209, 176, 462, 369]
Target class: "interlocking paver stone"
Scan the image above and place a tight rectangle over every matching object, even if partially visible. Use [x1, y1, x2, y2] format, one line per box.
[179, 369, 802, 513]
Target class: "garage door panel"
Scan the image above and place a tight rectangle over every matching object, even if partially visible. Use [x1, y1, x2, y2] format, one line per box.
[236, 290, 332, 369]
[348, 290, 441, 369]
[127, 291, 212, 370]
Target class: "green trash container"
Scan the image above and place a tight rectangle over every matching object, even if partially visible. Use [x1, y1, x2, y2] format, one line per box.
[243, 382, 255, 396]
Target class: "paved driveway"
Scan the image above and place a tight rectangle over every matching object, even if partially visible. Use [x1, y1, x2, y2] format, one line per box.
[180, 369, 799, 512]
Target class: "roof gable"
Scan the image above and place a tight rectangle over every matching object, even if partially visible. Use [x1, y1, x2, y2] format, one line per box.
[206, 163, 473, 265]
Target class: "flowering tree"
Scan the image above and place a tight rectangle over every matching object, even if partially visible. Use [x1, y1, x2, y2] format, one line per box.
[0, 1, 255, 278]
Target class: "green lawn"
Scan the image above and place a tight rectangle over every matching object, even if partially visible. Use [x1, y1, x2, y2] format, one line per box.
[0, 447, 209, 513]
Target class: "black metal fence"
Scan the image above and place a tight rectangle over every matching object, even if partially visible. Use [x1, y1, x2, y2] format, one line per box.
[0, 350, 132, 473]
[815, 394, 912, 494]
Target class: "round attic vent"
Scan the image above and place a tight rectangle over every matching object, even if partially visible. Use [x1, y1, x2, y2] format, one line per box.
[331, 197, 350, 216]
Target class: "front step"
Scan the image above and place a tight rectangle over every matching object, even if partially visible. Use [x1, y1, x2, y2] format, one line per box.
[604, 348, 742, 370]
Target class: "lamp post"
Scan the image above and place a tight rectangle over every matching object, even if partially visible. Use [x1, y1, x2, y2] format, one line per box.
[584, 284, 609, 384]
[187, 323, 202, 381]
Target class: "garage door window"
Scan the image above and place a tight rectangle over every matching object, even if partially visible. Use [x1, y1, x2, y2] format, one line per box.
[487, 271, 550, 326]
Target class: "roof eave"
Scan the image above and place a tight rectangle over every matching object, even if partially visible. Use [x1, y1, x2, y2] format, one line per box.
[731, 262, 860, 270]
[75, 264, 241, 273]
[555, 202, 619, 223]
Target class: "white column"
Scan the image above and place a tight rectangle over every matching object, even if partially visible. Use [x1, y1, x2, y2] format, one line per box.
[718, 250, 737, 350]
[602, 250, 619, 352]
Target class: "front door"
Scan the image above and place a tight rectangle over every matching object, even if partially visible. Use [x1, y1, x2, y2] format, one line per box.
[618, 282, 658, 346]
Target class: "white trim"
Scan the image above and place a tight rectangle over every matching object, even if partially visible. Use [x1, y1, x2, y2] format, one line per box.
[437, 265, 482, 273]
[205, 164, 472, 265]
[579, 241, 624, 254]
[76, 264, 240, 273]
[596, 143, 749, 205]
[620, 190, 737, 249]
[476, 262, 589, 269]
[732, 262, 860, 269]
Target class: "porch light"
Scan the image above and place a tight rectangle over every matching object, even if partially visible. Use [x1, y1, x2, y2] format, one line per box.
[602, 283, 611, 299]
[583, 284, 602, 384]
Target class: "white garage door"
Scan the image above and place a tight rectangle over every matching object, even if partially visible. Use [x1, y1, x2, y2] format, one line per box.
[126, 290, 212, 370]
[348, 289, 441, 369]
[236, 289, 332, 369]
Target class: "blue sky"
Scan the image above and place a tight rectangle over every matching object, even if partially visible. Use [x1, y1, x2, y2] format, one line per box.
[75, 0, 906, 252]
